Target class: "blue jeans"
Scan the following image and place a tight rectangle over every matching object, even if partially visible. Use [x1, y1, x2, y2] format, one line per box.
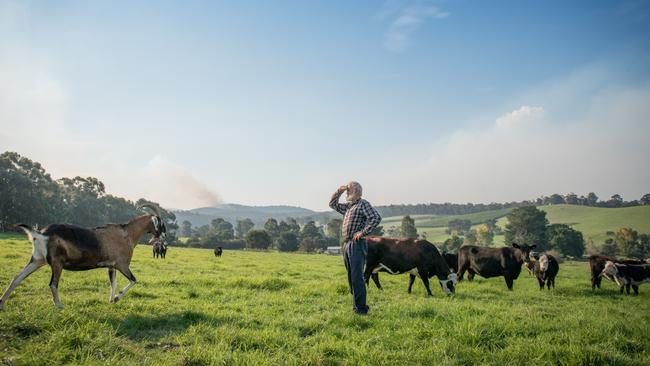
[343, 239, 369, 314]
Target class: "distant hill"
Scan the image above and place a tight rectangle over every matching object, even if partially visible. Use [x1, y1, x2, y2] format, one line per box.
[538, 204, 650, 242]
[173, 204, 334, 228]
[382, 204, 650, 245]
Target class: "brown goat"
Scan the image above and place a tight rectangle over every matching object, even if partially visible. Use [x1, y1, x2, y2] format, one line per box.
[0, 206, 166, 309]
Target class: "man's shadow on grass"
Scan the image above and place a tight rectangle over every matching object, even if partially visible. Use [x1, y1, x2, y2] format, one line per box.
[106, 310, 226, 341]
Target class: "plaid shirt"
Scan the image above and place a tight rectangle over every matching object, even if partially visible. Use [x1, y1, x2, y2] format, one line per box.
[330, 190, 382, 241]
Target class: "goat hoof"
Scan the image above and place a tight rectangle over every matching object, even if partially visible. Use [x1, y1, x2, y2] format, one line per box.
[112, 296, 120, 303]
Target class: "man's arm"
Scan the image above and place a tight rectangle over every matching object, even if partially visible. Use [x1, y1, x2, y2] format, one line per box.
[329, 189, 349, 215]
[360, 200, 382, 236]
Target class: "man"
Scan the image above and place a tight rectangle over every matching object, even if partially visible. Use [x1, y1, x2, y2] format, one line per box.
[330, 181, 381, 314]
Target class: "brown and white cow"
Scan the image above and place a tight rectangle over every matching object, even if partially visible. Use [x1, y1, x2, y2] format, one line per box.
[601, 261, 650, 295]
[534, 254, 559, 290]
[589, 255, 646, 290]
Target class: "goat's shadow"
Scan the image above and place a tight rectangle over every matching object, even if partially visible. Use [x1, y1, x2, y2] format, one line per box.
[106, 310, 225, 341]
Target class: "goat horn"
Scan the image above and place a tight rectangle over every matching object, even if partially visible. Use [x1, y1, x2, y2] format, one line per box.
[138, 203, 162, 217]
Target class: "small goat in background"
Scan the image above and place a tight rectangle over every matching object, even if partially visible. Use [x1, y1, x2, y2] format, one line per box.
[0, 205, 166, 310]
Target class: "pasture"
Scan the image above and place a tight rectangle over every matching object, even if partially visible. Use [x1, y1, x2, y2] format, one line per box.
[382, 205, 650, 244]
[1, 234, 649, 365]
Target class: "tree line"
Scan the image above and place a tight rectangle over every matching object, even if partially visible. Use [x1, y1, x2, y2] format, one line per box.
[177, 216, 385, 252]
[0, 152, 178, 240]
[376, 192, 649, 218]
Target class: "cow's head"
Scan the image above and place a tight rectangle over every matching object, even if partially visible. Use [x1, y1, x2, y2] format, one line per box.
[439, 273, 457, 295]
[539, 255, 549, 272]
[600, 261, 619, 278]
[512, 243, 536, 263]
[600, 261, 628, 286]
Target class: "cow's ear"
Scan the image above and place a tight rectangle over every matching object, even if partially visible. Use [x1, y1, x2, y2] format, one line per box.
[512, 243, 520, 249]
[530, 244, 537, 249]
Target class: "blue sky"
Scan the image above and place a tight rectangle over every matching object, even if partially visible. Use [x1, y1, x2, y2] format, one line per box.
[1, 0, 649, 210]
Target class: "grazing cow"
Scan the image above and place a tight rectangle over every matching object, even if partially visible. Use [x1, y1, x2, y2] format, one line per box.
[151, 237, 167, 259]
[214, 246, 223, 257]
[442, 253, 458, 273]
[588, 255, 646, 290]
[457, 243, 536, 290]
[364, 236, 457, 296]
[534, 254, 559, 290]
[601, 261, 650, 295]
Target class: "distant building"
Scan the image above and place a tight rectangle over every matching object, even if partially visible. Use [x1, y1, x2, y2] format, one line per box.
[326, 246, 341, 255]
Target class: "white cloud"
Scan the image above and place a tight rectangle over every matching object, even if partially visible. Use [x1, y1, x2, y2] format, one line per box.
[495, 105, 544, 128]
[377, 83, 650, 205]
[384, 2, 449, 52]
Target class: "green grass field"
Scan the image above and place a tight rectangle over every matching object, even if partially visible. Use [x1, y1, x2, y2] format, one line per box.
[539, 205, 650, 242]
[1, 234, 649, 365]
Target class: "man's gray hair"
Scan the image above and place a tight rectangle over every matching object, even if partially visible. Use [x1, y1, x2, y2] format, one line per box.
[348, 181, 362, 194]
[347, 181, 363, 202]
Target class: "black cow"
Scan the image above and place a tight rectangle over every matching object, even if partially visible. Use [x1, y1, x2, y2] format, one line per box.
[214, 246, 223, 257]
[457, 243, 536, 290]
[601, 261, 650, 295]
[442, 253, 458, 273]
[364, 236, 457, 296]
[534, 254, 559, 290]
[588, 255, 646, 290]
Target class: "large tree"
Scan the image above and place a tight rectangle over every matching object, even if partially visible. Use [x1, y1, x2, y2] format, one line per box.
[324, 218, 342, 243]
[504, 206, 548, 250]
[179, 220, 193, 237]
[586, 192, 599, 206]
[264, 218, 280, 239]
[401, 215, 418, 239]
[276, 232, 299, 252]
[475, 224, 494, 246]
[548, 194, 565, 205]
[640, 194, 650, 205]
[245, 230, 272, 250]
[301, 221, 322, 240]
[547, 224, 584, 257]
[209, 218, 234, 241]
[564, 193, 579, 205]
[615, 228, 644, 258]
[235, 218, 255, 238]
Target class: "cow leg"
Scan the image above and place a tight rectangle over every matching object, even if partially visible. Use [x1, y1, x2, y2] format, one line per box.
[457, 263, 468, 281]
[407, 274, 416, 294]
[537, 277, 544, 290]
[625, 283, 631, 295]
[505, 276, 514, 291]
[619, 285, 624, 294]
[419, 270, 433, 296]
[547, 279, 551, 290]
[363, 265, 372, 286]
[0, 259, 46, 310]
[632, 284, 639, 295]
[49, 262, 64, 309]
[371, 273, 382, 290]
[467, 269, 475, 282]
